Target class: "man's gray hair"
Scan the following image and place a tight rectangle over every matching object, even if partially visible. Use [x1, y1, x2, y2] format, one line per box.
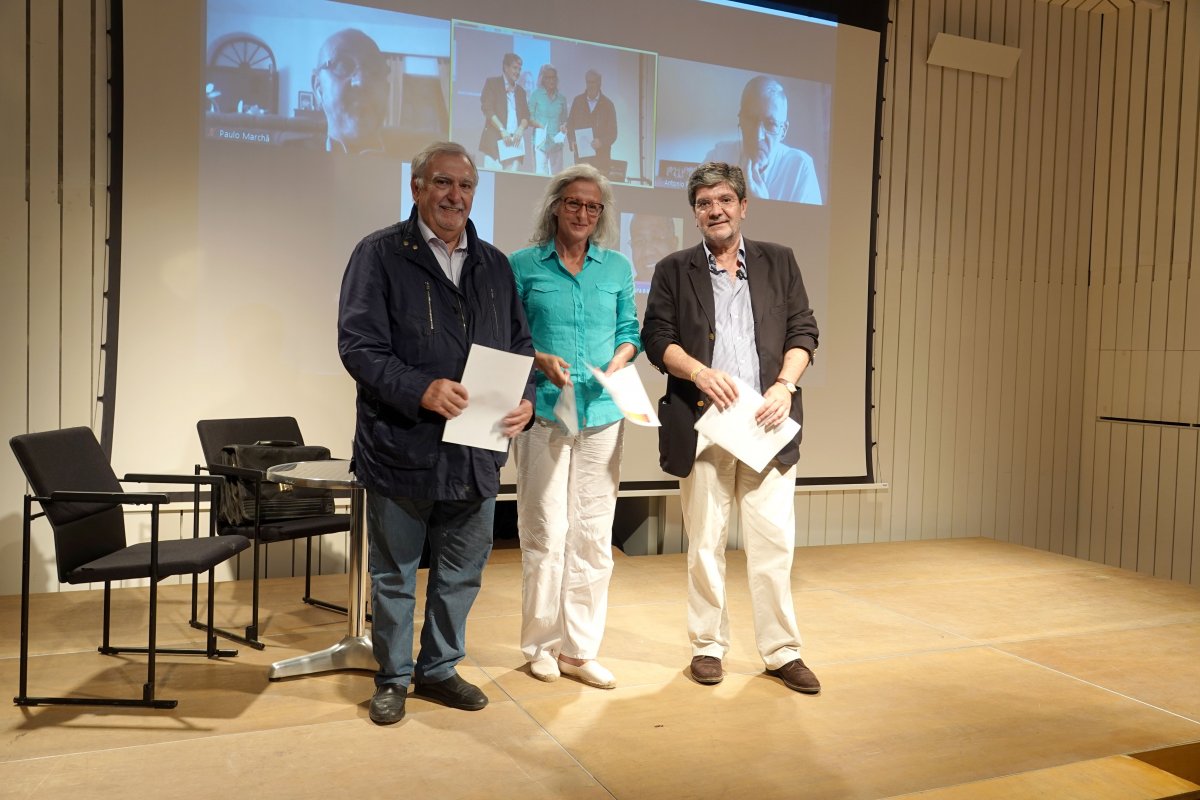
[687, 161, 747, 207]
[411, 141, 479, 189]
[529, 163, 618, 248]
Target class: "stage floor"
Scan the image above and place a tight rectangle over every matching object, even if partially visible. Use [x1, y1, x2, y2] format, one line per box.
[2, 537, 1199, 799]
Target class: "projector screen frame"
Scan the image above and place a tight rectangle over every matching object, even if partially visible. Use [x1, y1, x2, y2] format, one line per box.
[100, 0, 890, 492]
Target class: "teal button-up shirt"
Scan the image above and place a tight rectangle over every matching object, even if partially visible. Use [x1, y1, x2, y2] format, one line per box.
[510, 240, 641, 429]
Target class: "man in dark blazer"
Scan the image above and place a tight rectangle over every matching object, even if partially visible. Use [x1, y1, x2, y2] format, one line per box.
[568, 69, 618, 165]
[478, 53, 529, 171]
[641, 161, 821, 694]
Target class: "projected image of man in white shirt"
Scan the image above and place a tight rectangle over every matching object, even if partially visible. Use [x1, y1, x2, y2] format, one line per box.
[705, 75, 822, 205]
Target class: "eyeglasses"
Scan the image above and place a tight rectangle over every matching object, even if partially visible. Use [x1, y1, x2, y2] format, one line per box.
[693, 195, 741, 213]
[428, 175, 477, 194]
[739, 114, 786, 136]
[561, 197, 604, 217]
[318, 56, 388, 81]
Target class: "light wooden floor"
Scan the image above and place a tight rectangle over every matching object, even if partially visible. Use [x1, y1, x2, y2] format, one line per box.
[2, 537, 1200, 800]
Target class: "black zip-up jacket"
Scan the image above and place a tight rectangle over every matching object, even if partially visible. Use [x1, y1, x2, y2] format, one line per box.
[337, 207, 535, 500]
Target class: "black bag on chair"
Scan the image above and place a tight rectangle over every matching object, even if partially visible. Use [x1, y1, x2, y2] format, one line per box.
[215, 442, 335, 525]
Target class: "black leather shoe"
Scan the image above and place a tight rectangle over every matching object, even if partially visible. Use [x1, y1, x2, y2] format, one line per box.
[413, 673, 488, 711]
[368, 684, 407, 725]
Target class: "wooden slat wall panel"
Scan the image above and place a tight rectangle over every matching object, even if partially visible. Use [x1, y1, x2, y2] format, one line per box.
[857, 0, 1200, 588]
[1080, 0, 1200, 585]
[62, 1, 96, 433]
[22, 1, 65, 594]
[0, 0, 31, 597]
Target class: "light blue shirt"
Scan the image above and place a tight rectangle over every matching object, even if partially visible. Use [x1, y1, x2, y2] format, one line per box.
[705, 238, 761, 392]
[528, 88, 567, 145]
[510, 240, 641, 429]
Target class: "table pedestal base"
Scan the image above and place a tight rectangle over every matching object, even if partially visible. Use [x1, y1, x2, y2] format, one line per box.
[268, 634, 375, 680]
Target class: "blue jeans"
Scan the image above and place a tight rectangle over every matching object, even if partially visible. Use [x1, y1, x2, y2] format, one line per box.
[367, 493, 495, 688]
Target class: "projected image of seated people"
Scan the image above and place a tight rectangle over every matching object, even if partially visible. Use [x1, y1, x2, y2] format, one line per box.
[451, 21, 655, 184]
[203, 0, 450, 158]
[705, 76, 822, 204]
[653, 57, 828, 206]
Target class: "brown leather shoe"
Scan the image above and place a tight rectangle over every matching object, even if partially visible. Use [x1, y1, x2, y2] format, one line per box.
[766, 658, 821, 694]
[690, 655, 723, 685]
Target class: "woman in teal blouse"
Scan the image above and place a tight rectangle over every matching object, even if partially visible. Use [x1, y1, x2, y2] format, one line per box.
[510, 163, 640, 688]
[528, 64, 568, 175]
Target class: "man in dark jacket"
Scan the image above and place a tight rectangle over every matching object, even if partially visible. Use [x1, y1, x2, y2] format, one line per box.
[641, 161, 821, 696]
[568, 69, 617, 164]
[338, 141, 535, 725]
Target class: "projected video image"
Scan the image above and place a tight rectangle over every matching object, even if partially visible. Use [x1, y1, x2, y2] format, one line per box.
[451, 22, 656, 185]
[204, 0, 451, 157]
[619, 212, 684, 294]
[655, 58, 831, 206]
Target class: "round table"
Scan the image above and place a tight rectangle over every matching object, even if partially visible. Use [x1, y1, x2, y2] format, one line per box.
[265, 460, 375, 679]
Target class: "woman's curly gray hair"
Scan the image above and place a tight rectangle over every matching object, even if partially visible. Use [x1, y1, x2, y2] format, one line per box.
[528, 163, 618, 248]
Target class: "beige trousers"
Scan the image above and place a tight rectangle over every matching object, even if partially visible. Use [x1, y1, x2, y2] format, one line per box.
[679, 434, 803, 669]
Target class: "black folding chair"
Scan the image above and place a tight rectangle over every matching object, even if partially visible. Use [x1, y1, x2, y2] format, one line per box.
[196, 417, 351, 649]
[9, 427, 251, 709]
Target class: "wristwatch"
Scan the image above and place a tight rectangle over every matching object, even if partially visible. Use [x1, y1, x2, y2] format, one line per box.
[775, 378, 797, 394]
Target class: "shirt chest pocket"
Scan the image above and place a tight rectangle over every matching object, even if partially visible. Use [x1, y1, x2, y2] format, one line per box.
[526, 284, 569, 336]
[594, 283, 622, 318]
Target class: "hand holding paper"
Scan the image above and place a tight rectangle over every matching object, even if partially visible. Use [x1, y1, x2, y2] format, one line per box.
[442, 345, 534, 452]
[693, 376, 799, 472]
[588, 364, 660, 427]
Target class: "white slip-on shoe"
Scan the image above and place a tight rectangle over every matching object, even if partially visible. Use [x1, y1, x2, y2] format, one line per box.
[558, 659, 616, 689]
[529, 656, 560, 682]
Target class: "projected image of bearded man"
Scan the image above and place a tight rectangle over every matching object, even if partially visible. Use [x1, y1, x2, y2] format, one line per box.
[311, 28, 390, 155]
[704, 76, 821, 205]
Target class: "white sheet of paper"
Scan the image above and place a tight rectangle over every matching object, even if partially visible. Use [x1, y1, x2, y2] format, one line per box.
[496, 136, 524, 162]
[588, 364, 660, 427]
[442, 345, 533, 452]
[692, 376, 800, 472]
[553, 381, 579, 435]
[574, 127, 595, 157]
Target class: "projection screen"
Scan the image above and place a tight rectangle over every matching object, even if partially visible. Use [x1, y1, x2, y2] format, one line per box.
[113, 0, 883, 487]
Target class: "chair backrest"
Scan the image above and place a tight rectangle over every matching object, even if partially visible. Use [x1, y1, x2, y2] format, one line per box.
[196, 417, 305, 469]
[9, 427, 128, 583]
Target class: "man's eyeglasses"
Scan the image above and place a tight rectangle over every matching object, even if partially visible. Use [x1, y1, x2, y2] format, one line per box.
[739, 114, 786, 136]
[429, 175, 477, 194]
[561, 197, 604, 217]
[318, 56, 388, 82]
[693, 195, 740, 214]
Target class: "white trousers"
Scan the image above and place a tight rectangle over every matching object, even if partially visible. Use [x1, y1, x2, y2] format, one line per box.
[515, 420, 623, 662]
[679, 434, 803, 669]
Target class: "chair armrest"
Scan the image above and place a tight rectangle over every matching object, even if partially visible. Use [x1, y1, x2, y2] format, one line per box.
[40, 490, 168, 505]
[123, 472, 224, 487]
[206, 463, 265, 481]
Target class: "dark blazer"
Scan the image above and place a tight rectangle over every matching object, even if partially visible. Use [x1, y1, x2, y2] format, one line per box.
[479, 75, 530, 160]
[641, 239, 819, 478]
[338, 206, 536, 500]
[567, 92, 617, 160]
